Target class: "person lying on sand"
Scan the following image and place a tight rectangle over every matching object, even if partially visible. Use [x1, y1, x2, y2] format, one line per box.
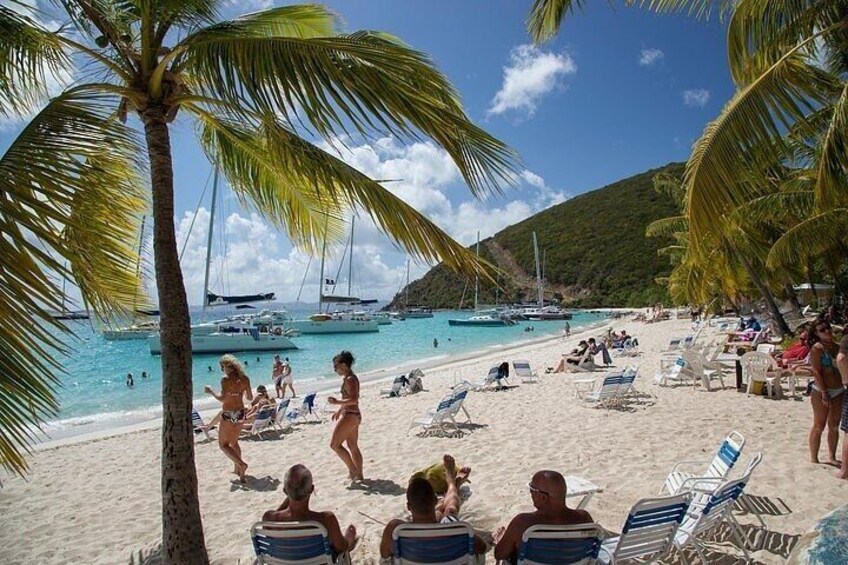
[380, 454, 486, 559]
[263, 464, 358, 558]
[493, 470, 594, 565]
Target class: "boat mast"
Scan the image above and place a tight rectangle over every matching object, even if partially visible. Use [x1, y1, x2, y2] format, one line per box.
[347, 216, 355, 297]
[318, 236, 327, 313]
[532, 231, 543, 308]
[132, 215, 146, 318]
[201, 166, 219, 319]
[405, 259, 410, 310]
[474, 231, 480, 311]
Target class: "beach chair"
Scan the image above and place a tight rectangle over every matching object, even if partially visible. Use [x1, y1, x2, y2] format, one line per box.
[380, 375, 409, 398]
[242, 407, 275, 439]
[286, 392, 320, 424]
[672, 476, 752, 564]
[598, 492, 692, 564]
[682, 350, 725, 391]
[653, 356, 693, 387]
[742, 351, 782, 399]
[557, 347, 596, 373]
[192, 409, 215, 441]
[513, 360, 540, 384]
[392, 521, 476, 564]
[581, 373, 624, 409]
[732, 452, 767, 529]
[472, 366, 508, 391]
[409, 394, 456, 436]
[515, 523, 603, 564]
[446, 384, 472, 426]
[615, 367, 640, 399]
[274, 398, 292, 431]
[661, 431, 745, 495]
[251, 520, 350, 564]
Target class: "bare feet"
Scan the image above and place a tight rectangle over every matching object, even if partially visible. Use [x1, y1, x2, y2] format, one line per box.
[825, 459, 842, 468]
[345, 525, 359, 551]
[836, 470, 848, 479]
[237, 462, 248, 483]
[443, 454, 457, 481]
[456, 466, 472, 486]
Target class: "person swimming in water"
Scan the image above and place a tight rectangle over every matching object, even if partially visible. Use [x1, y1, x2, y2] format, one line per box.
[326, 351, 363, 481]
[126, 373, 134, 387]
[204, 354, 253, 482]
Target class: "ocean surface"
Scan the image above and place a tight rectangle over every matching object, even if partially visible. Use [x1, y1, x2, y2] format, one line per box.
[41, 304, 609, 440]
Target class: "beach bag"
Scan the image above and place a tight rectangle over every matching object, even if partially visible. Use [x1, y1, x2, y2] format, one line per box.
[750, 380, 766, 396]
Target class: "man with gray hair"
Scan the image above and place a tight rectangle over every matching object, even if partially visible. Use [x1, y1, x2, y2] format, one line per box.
[263, 464, 358, 557]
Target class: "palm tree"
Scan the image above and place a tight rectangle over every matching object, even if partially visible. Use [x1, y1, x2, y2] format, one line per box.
[2, 2, 517, 562]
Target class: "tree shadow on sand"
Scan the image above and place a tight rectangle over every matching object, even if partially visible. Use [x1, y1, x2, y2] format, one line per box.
[230, 475, 281, 492]
[127, 544, 162, 565]
[346, 478, 406, 496]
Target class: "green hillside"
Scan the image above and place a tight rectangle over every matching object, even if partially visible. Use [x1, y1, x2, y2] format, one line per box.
[389, 162, 683, 309]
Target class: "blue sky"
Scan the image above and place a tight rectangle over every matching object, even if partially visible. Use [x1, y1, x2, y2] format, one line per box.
[3, 1, 733, 304]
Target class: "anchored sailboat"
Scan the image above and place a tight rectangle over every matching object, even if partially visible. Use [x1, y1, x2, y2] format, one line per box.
[448, 232, 514, 327]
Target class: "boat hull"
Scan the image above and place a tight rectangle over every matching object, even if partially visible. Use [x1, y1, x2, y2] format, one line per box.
[103, 330, 155, 341]
[405, 312, 434, 319]
[289, 319, 380, 334]
[148, 333, 297, 355]
[448, 318, 513, 327]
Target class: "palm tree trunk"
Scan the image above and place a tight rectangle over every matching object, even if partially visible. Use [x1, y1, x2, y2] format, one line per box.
[142, 106, 209, 565]
[735, 251, 791, 336]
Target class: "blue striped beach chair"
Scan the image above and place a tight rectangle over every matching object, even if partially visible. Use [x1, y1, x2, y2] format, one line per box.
[408, 394, 456, 436]
[191, 409, 215, 441]
[516, 523, 603, 564]
[598, 493, 692, 564]
[661, 431, 745, 495]
[286, 392, 320, 424]
[251, 520, 350, 564]
[392, 521, 476, 564]
[580, 373, 624, 409]
[514, 360, 540, 384]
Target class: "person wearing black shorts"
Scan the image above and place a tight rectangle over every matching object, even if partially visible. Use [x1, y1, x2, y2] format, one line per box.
[837, 333, 848, 479]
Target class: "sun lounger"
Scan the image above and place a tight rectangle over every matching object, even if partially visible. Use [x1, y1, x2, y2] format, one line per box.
[243, 407, 275, 439]
[598, 492, 692, 564]
[472, 365, 509, 391]
[380, 375, 409, 398]
[446, 383, 472, 426]
[251, 520, 351, 564]
[580, 373, 624, 409]
[274, 398, 292, 431]
[661, 431, 745, 495]
[513, 359, 540, 384]
[408, 394, 456, 436]
[286, 392, 320, 424]
[192, 409, 215, 441]
[392, 521, 476, 564]
[516, 523, 603, 564]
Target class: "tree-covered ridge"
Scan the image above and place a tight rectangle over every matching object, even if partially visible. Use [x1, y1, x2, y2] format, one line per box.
[390, 162, 684, 309]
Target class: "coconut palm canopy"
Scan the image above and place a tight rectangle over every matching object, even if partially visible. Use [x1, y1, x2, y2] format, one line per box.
[530, 0, 848, 313]
[2, 1, 518, 561]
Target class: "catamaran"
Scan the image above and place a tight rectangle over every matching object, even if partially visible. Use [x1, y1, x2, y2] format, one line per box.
[448, 232, 514, 327]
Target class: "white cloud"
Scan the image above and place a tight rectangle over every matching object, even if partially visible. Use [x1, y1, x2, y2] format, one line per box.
[638, 48, 664, 66]
[488, 44, 576, 118]
[683, 89, 710, 108]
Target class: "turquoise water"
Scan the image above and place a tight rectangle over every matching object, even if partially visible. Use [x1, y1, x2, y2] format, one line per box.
[43, 305, 608, 439]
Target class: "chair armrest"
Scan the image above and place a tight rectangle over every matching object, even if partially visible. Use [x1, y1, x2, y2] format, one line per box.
[677, 476, 725, 494]
[667, 459, 711, 474]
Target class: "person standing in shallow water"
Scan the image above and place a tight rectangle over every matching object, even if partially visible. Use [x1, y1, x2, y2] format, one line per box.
[327, 351, 364, 481]
[204, 354, 252, 482]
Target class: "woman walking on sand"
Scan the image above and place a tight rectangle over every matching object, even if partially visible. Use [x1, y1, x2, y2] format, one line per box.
[204, 354, 252, 482]
[327, 350, 364, 481]
[808, 319, 845, 467]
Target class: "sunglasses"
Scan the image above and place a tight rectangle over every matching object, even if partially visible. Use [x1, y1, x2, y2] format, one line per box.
[817, 327, 832, 333]
[528, 483, 549, 496]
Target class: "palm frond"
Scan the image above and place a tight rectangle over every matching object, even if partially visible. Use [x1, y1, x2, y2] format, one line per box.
[767, 208, 848, 269]
[526, 0, 582, 43]
[175, 3, 337, 41]
[0, 86, 147, 475]
[191, 106, 493, 280]
[0, 5, 71, 116]
[730, 190, 815, 227]
[684, 52, 836, 247]
[178, 30, 519, 197]
[815, 81, 848, 209]
[645, 215, 687, 238]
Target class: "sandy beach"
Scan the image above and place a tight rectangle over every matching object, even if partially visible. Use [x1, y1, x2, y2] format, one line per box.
[2, 316, 846, 564]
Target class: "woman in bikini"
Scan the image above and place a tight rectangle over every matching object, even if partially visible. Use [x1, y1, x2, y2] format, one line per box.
[327, 350, 364, 481]
[808, 319, 845, 466]
[204, 354, 252, 482]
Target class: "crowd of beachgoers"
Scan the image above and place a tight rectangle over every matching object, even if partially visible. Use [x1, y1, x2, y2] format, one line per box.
[2, 312, 847, 563]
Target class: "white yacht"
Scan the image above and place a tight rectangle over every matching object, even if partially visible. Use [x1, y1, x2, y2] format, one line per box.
[148, 326, 297, 354]
[290, 312, 379, 334]
[103, 320, 159, 340]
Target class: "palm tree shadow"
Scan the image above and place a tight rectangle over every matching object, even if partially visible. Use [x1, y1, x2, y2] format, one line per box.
[230, 474, 281, 492]
[127, 545, 162, 565]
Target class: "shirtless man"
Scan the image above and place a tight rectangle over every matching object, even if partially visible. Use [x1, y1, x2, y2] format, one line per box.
[494, 470, 594, 564]
[380, 454, 486, 559]
[272, 355, 285, 399]
[263, 464, 357, 558]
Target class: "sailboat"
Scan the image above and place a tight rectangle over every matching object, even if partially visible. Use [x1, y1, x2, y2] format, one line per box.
[290, 217, 380, 334]
[402, 260, 433, 319]
[521, 232, 571, 321]
[448, 232, 514, 327]
[148, 167, 298, 354]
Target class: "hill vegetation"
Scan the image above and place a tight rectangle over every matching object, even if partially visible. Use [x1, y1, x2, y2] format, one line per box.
[389, 162, 684, 309]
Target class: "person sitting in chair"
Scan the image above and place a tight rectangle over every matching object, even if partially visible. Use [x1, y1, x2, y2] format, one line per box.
[493, 470, 594, 564]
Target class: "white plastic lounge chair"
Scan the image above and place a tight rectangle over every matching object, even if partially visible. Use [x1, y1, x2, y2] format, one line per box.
[472, 366, 508, 391]
[755, 343, 776, 354]
[661, 431, 745, 495]
[581, 373, 624, 409]
[615, 367, 641, 399]
[653, 356, 695, 387]
[392, 521, 476, 565]
[273, 398, 292, 431]
[682, 350, 725, 391]
[251, 520, 351, 564]
[408, 394, 456, 436]
[286, 392, 320, 424]
[598, 492, 692, 564]
[742, 351, 781, 399]
[672, 475, 752, 565]
[515, 523, 603, 564]
[192, 409, 215, 441]
[446, 384, 472, 426]
[248, 408, 275, 439]
[513, 360, 540, 384]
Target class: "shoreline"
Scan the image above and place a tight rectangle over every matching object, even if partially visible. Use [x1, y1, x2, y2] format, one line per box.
[32, 317, 613, 452]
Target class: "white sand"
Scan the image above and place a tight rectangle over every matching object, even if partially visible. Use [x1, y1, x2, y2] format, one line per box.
[2, 317, 846, 564]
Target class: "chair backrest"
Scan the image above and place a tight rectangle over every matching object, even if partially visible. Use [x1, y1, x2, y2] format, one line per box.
[433, 394, 454, 418]
[449, 387, 469, 414]
[666, 339, 682, 351]
[251, 520, 333, 564]
[741, 352, 774, 381]
[302, 392, 317, 412]
[682, 350, 704, 375]
[706, 431, 745, 479]
[191, 409, 205, 429]
[691, 475, 749, 537]
[392, 521, 475, 565]
[756, 343, 776, 354]
[275, 399, 291, 424]
[606, 493, 692, 563]
[513, 360, 533, 376]
[518, 523, 603, 565]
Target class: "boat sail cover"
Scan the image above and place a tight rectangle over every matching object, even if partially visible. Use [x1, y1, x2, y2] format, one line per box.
[321, 295, 360, 303]
[207, 292, 275, 306]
